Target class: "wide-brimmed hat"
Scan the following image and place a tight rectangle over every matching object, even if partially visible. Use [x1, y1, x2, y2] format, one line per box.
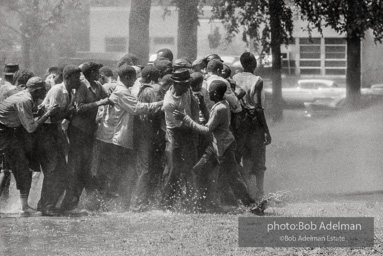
[4, 63, 19, 75]
[171, 69, 190, 84]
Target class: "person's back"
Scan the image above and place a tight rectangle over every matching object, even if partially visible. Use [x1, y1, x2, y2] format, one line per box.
[231, 52, 271, 212]
[0, 90, 31, 128]
[0, 81, 18, 102]
[232, 72, 265, 110]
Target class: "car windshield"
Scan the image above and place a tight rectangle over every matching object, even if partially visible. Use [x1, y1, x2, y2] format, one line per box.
[299, 82, 316, 89]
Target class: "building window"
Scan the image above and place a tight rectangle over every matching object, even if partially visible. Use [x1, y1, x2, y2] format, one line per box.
[105, 37, 127, 52]
[299, 37, 321, 75]
[324, 38, 346, 76]
[298, 37, 346, 76]
[153, 37, 175, 45]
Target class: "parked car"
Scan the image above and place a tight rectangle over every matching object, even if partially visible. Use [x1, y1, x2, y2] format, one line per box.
[265, 79, 346, 108]
[220, 56, 243, 75]
[371, 84, 383, 95]
[304, 88, 382, 118]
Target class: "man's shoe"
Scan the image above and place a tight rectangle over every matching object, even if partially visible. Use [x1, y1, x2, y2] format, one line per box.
[250, 199, 268, 216]
[131, 204, 150, 213]
[41, 209, 60, 217]
[19, 207, 42, 217]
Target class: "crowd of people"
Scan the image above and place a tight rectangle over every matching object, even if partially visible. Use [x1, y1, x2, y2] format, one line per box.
[0, 48, 272, 217]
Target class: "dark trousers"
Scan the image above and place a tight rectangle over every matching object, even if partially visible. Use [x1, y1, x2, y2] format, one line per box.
[91, 140, 137, 207]
[193, 142, 254, 209]
[161, 128, 198, 207]
[234, 121, 267, 201]
[0, 151, 11, 199]
[133, 132, 152, 208]
[37, 124, 68, 211]
[150, 129, 166, 196]
[61, 125, 96, 210]
[0, 126, 32, 196]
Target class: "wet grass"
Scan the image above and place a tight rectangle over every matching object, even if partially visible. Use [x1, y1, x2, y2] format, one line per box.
[1, 201, 383, 256]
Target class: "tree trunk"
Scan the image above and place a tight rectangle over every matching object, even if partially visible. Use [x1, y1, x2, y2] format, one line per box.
[269, 0, 283, 122]
[21, 36, 31, 69]
[346, 35, 361, 107]
[128, 0, 151, 65]
[177, 0, 199, 61]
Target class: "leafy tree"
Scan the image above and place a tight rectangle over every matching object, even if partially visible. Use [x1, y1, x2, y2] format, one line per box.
[129, 0, 152, 65]
[211, 0, 294, 121]
[295, 0, 383, 105]
[0, 0, 80, 70]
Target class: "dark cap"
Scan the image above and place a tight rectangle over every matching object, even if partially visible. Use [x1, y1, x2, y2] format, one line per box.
[192, 58, 206, 68]
[171, 69, 190, 84]
[26, 77, 46, 91]
[173, 59, 191, 70]
[205, 54, 223, 63]
[4, 63, 19, 75]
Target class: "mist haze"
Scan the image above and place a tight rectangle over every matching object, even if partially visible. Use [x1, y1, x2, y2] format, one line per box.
[267, 101, 383, 198]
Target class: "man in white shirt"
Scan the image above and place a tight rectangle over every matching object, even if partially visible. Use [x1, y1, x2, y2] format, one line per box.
[91, 64, 162, 209]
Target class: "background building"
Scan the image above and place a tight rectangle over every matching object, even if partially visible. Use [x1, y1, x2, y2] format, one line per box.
[79, 2, 383, 87]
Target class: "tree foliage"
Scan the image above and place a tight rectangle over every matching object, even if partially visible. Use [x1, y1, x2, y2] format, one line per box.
[296, 0, 383, 104]
[211, 0, 294, 55]
[0, 0, 81, 69]
[295, 0, 383, 40]
[211, 0, 295, 121]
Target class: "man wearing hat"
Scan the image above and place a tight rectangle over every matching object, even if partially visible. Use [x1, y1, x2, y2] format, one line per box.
[161, 68, 200, 211]
[0, 67, 32, 202]
[3, 63, 19, 84]
[0, 76, 59, 215]
[0, 64, 20, 102]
